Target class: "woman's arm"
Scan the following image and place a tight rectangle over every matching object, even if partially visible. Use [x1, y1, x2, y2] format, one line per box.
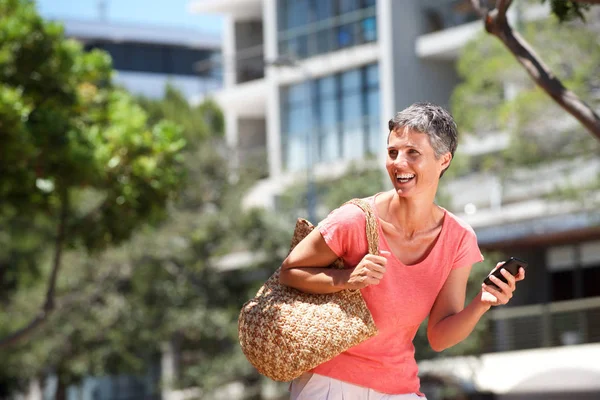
[427, 262, 526, 352]
[279, 228, 388, 294]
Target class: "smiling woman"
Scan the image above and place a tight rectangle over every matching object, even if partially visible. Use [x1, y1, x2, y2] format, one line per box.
[278, 102, 526, 399]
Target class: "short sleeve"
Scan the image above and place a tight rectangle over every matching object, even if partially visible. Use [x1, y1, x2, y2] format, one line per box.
[453, 229, 484, 269]
[317, 203, 369, 261]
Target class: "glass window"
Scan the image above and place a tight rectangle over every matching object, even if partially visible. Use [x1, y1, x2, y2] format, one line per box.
[314, 0, 334, 21]
[319, 100, 340, 162]
[341, 93, 363, 159]
[337, 24, 355, 49]
[366, 63, 379, 87]
[316, 28, 334, 55]
[281, 63, 379, 170]
[366, 90, 380, 154]
[287, 82, 309, 104]
[339, 0, 360, 14]
[341, 69, 361, 92]
[278, 0, 377, 60]
[362, 17, 377, 42]
[287, 35, 308, 59]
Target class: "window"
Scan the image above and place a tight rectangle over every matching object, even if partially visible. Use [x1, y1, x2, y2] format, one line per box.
[281, 63, 380, 171]
[85, 41, 213, 76]
[277, 0, 376, 59]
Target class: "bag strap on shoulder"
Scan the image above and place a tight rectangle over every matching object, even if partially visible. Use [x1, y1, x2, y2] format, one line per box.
[343, 198, 380, 256]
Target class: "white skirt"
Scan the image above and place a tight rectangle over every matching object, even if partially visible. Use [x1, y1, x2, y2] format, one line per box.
[290, 373, 426, 400]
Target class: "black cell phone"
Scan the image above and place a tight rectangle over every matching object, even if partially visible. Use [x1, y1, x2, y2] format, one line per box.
[483, 257, 528, 289]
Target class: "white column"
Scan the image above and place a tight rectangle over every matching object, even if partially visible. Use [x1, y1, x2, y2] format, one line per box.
[263, 0, 283, 178]
[223, 15, 237, 88]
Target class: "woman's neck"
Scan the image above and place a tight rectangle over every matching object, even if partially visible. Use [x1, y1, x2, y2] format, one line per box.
[378, 190, 443, 240]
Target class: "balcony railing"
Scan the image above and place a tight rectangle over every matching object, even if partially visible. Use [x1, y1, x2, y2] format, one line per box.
[235, 44, 265, 84]
[487, 296, 600, 353]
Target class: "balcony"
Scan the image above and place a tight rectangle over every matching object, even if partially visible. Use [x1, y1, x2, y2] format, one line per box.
[489, 297, 600, 352]
[416, 0, 550, 60]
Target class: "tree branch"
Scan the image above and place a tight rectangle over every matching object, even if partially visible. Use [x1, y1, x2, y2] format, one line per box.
[496, 0, 514, 17]
[0, 189, 69, 349]
[487, 12, 600, 140]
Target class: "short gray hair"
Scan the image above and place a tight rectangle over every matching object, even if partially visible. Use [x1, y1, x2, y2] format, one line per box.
[388, 102, 458, 161]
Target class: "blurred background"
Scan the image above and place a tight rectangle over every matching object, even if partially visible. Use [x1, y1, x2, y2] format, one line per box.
[1, 0, 600, 399]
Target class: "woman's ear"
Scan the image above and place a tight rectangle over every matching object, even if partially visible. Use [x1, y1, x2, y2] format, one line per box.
[440, 152, 452, 171]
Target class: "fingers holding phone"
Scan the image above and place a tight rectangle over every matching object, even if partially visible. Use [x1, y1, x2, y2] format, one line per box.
[481, 257, 527, 306]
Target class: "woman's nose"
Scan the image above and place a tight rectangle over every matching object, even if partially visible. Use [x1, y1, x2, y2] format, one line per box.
[393, 155, 409, 168]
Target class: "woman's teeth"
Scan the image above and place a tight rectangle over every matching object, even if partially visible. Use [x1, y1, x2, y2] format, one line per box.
[396, 174, 415, 183]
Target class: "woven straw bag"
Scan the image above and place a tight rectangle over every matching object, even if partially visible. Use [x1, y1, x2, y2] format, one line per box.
[238, 198, 379, 382]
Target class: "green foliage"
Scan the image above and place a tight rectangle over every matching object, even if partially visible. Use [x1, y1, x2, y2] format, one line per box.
[0, 0, 187, 254]
[542, 0, 591, 22]
[0, 0, 187, 394]
[451, 15, 600, 173]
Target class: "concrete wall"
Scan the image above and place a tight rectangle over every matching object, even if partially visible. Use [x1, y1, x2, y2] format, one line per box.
[387, 0, 460, 112]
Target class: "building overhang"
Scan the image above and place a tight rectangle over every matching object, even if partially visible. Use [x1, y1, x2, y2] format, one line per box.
[415, 20, 481, 61]
[419, 343, 600, 397]
[474, 209, 600, 250]
[63, 19, 220, 49]
[416, 3, 551, 61]
[198, 79, 266, 117]
[188, 0, 262, 20]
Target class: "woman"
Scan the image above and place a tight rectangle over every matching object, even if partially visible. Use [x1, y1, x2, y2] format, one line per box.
[279, 102, 526, 399]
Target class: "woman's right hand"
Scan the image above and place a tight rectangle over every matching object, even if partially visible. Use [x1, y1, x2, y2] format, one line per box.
[344, 251, 390, 290]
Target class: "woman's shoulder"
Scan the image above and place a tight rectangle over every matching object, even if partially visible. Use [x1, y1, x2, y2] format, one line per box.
[441, 207, 477, 237]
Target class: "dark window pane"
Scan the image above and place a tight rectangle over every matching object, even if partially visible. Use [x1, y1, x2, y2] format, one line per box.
[288, 0, 309, 29]
[583, 265, 600, 298]
[278, 0, 288, 31]
[551, 270, 574, 301]
[288, 35, 308, 58]
[314, 0, 334, 21]
[339, 0, 360, 14]
[363, 0, 376, 7]
[317, 28, 334, 54]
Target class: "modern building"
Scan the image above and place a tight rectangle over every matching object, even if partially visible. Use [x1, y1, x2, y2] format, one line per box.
[190, 0, 600, 399]
[62, 18, 222, 100]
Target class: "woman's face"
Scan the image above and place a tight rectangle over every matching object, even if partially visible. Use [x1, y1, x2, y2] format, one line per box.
[385, 128, 451, 198]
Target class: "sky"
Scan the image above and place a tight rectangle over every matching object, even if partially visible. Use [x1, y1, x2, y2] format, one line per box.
[35, 0, 223, 36]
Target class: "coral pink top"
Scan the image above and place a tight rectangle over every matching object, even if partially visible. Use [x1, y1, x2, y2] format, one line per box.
[313, 194, 483, 395]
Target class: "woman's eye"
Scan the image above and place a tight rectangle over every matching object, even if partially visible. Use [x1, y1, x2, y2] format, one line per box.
[408, 149, 420, 155]
[388, 150, 398, 158]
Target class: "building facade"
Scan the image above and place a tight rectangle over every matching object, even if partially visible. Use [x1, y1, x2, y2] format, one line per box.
[63, 19, 222, 100]
[191, 0, 600, 399]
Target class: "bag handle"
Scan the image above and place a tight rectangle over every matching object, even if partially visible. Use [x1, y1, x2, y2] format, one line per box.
[343, 198, 380, 256]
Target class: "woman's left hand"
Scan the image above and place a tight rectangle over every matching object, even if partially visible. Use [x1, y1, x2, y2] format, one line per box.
[480, 262, 526, 306]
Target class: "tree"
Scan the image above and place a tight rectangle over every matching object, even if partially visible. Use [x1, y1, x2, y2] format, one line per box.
[451, 14, 600, 181]
[0, 85, 294, 399]
[0, 0, 186, 348]
[469, 0, 600, 140]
